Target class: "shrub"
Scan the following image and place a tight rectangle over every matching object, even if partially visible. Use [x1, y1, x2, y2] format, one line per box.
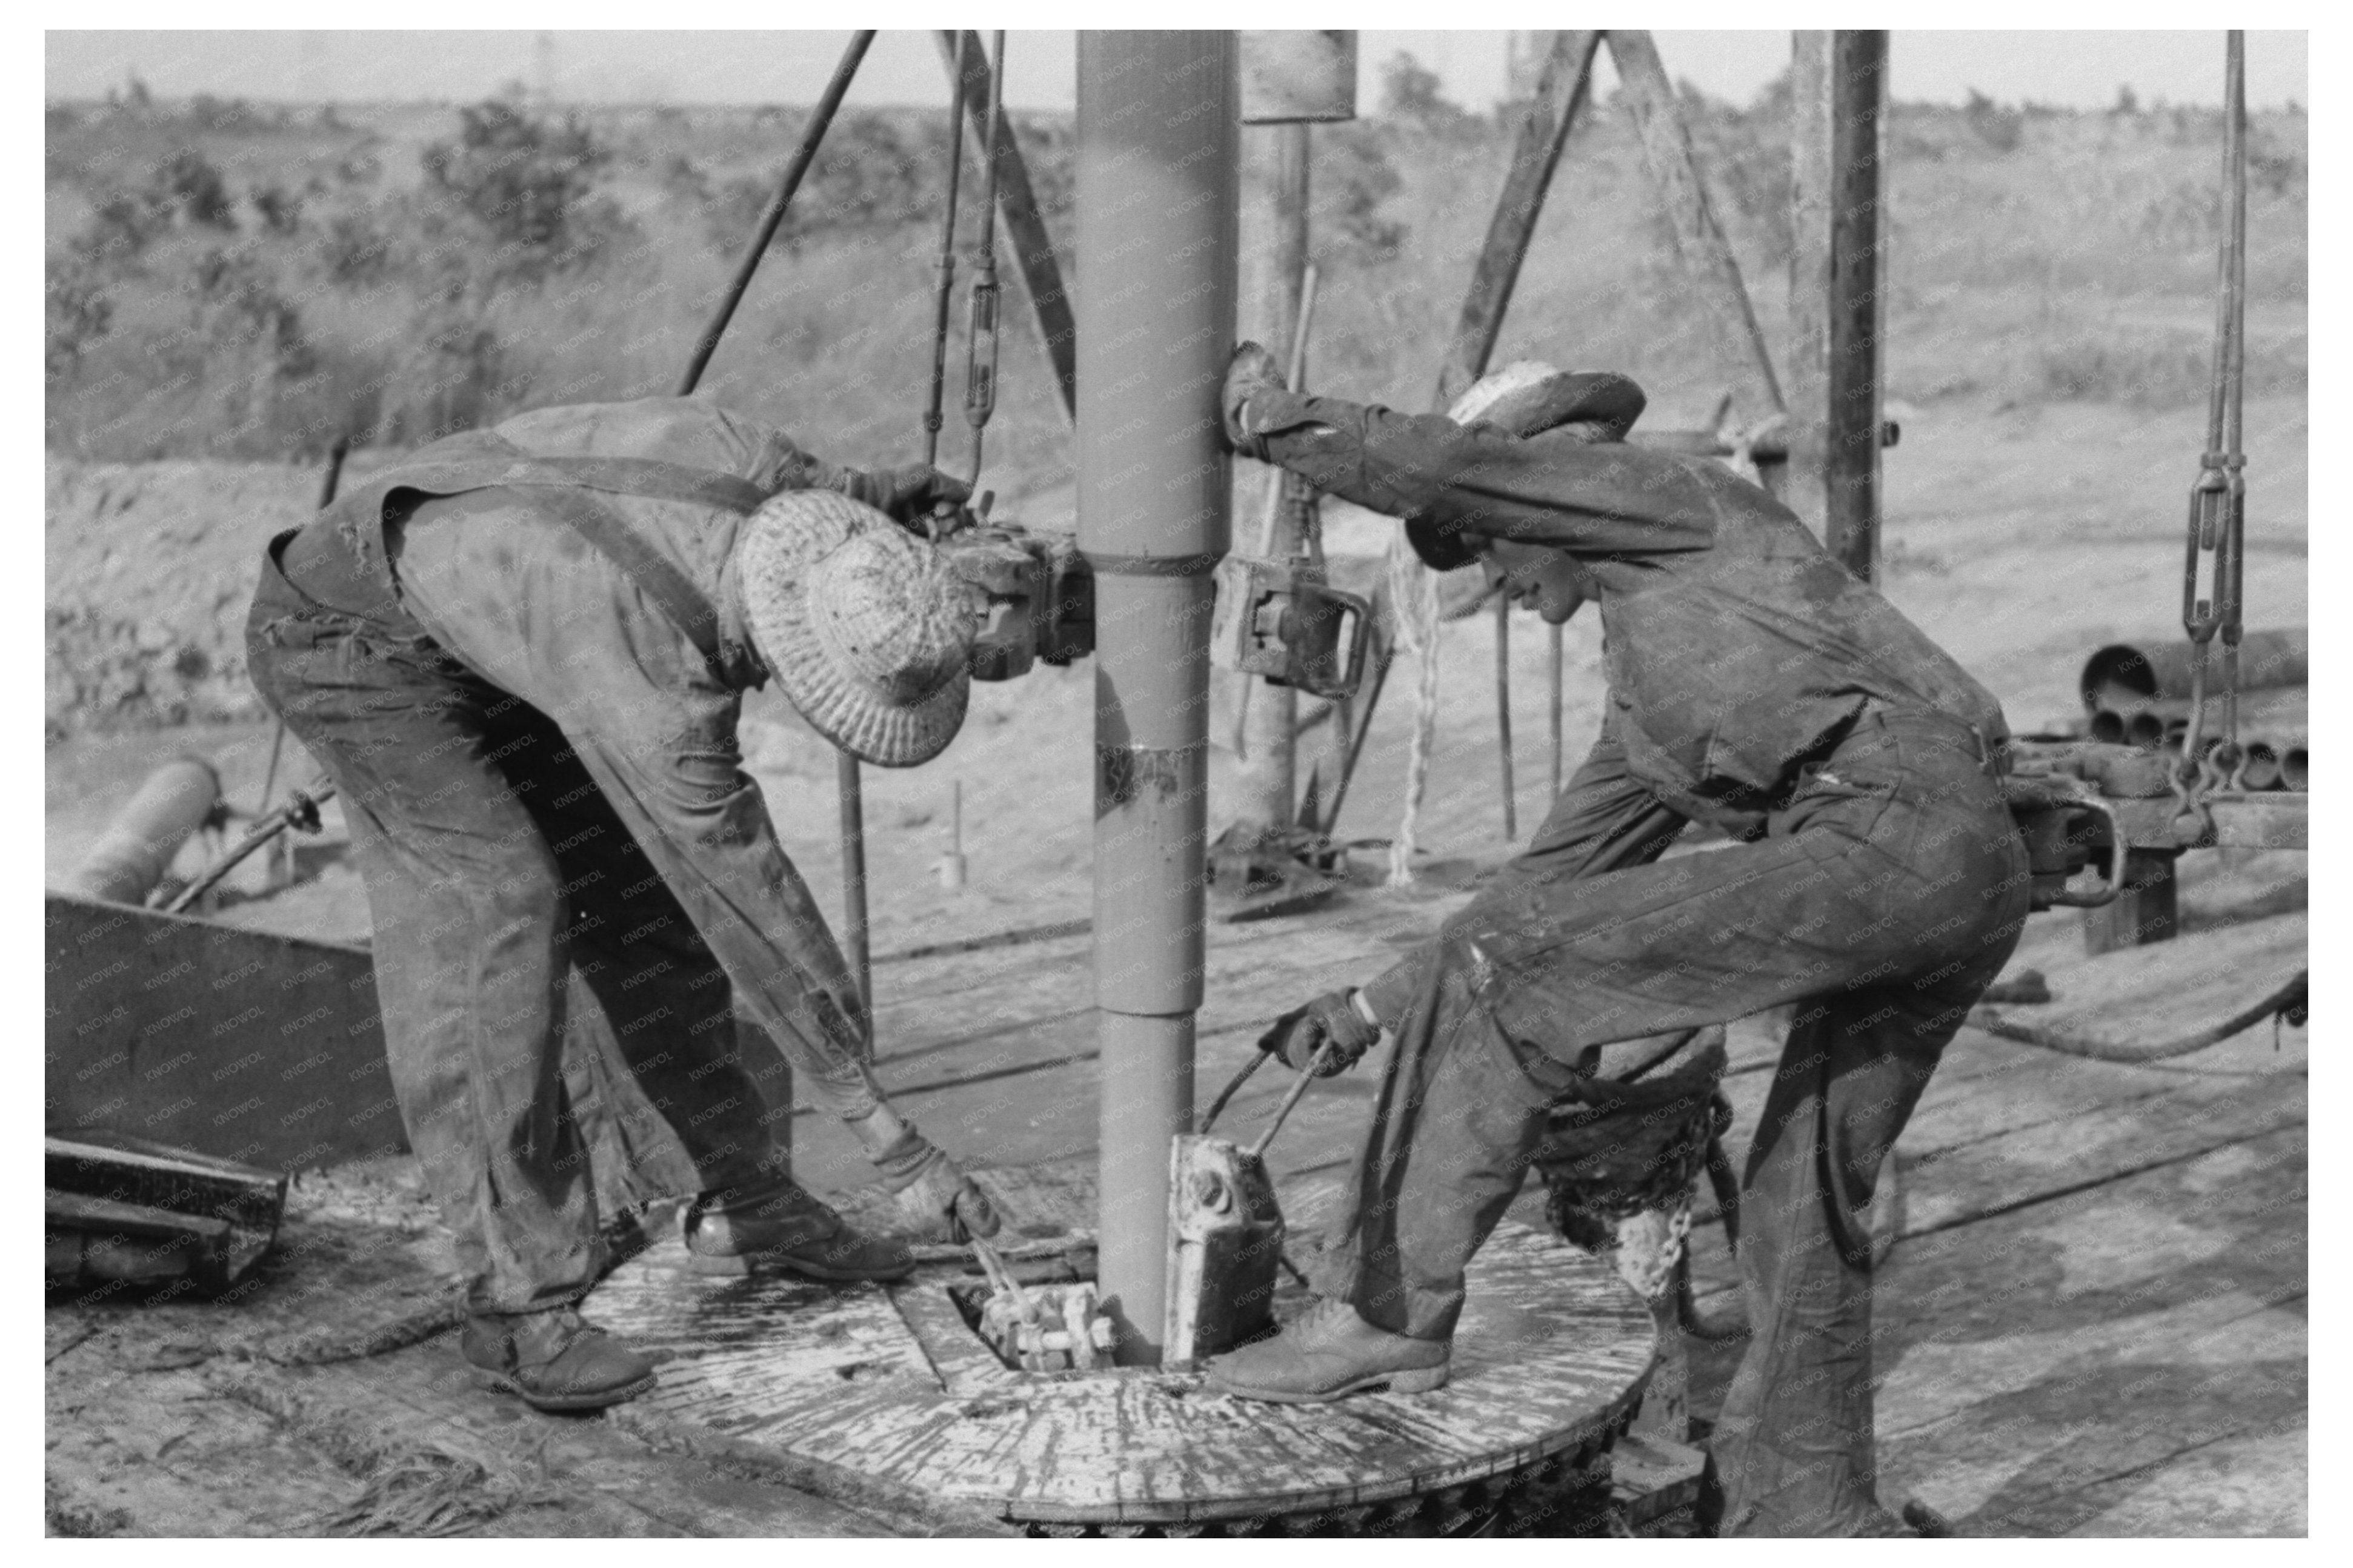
[659, 153, 710, 209]
[2249, 131, 2305, 201]
[189, 94, 263, 133]
[1381, 51, 1482, 140]
[76, 190, 174, 265]
[2037, 333, 2212, 406]
[45, 265, 112, 381]
[1965, 90, 2025, 154]
[421, 98, 624, 270]
[1323, 125, 1408, 263]
[157, 151, 239, 230]
[319, 209, 394, 285]
[187, 247, 312, 380]
[250, 184, 302, 234]
[797, 114, 927, 237]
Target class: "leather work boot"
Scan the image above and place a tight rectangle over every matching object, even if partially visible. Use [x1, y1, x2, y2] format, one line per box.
[1201, 1297, 1449, 1403]
[461, 1306, 656, 1414]
[684, 1177, 914, 1283]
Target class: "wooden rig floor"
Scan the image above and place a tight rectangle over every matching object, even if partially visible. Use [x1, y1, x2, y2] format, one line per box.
[45, 855, 2306, 1537]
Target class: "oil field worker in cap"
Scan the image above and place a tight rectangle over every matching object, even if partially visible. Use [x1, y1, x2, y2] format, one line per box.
[1201, 345, 2032, 1536]
[246, 396, 1003, 1414]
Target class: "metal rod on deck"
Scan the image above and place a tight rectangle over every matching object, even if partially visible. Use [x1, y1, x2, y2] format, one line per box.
[1546, 619, 1564, 800]
[1494, 596, 1516, 839]
[836, 753, 870, 1028]
[1079, 31, 1237, 1365]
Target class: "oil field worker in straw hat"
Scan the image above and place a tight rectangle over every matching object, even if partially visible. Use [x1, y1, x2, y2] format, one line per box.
[1201, 344, 2032, 1536]
[247, 396, 1003, 1414]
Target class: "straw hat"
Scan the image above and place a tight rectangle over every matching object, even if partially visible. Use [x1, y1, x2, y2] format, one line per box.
[737, 490, 985, 768]
[1449, 360, 1646, 442]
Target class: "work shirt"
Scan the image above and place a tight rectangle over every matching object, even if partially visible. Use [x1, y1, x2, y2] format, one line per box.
[278, 397, 887, 1118]
[1251, 387, 2010, 834]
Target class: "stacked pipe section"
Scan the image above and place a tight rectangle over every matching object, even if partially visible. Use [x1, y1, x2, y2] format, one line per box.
[1077, 31, 1240, 1364]
[60, 757, 222, 905]
[2080, 627, 2306, 789]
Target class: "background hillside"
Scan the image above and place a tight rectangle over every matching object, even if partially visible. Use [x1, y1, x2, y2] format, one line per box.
[47, 73, 2307, 474]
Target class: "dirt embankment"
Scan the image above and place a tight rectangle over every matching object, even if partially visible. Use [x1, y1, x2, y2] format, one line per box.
[45, 457, 360, 739]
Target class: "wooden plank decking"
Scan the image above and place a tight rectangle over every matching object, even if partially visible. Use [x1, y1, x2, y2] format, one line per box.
[46, 851, 2305, 1536]
[805, 857, 2307, 1536]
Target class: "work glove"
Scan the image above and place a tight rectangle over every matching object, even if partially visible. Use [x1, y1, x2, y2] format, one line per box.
[873, 1124, 1003, 1243]
[1257, 988, 1383, 1077]
[1221, 340, 1288, 461]
[843, 463, 973, 529]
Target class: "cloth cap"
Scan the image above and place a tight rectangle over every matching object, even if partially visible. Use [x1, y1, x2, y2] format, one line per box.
[1449, 360, 1646, 441]
[737, 490, 983, 768]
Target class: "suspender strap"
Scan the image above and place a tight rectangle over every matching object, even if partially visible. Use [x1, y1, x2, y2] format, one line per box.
[382, 451, 771, 517]
[534, 487, 728, 674]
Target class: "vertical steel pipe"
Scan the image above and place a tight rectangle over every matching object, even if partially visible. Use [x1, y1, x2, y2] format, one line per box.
[1078, 30, 1239, 1365]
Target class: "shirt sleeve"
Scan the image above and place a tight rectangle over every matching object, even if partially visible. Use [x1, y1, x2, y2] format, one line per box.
[1253, 390, 1723, 559]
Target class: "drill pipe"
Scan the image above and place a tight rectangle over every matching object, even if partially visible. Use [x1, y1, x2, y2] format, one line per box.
[2078, 628, 2305, 709]
[63, 757, 221, 905]
[2096, 686, 2302, 751]
[1077, 30, 1238, 1366]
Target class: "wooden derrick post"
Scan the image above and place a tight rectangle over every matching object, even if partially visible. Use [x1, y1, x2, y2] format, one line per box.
[1786, 32, 1834, 531]
[1606, 31, 1785, 418]
[1434, 32, 1603, 404]
[1788, 30, 1889, 579]
[1228, 32, 1357, 843]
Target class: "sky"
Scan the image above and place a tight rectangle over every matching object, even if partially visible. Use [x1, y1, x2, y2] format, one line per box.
[43, 30, 2310, 114]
